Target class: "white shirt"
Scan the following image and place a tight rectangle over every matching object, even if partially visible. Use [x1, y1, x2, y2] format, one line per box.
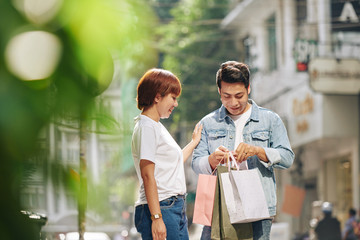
[229, 105, 252, 169]
[131, 114, 186, 206]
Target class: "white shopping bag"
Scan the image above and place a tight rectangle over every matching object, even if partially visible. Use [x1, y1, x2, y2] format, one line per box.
[221, 153, 270, 224]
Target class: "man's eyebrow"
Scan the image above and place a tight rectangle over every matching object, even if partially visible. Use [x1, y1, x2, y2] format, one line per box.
[222, 92, 243, 96]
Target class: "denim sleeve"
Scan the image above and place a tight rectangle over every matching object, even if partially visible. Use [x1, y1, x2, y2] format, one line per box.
[261, 113, 294, 169]
[191, 122, 213, 175]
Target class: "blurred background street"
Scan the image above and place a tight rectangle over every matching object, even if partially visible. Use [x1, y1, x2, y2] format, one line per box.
[0, 0, 359, 239]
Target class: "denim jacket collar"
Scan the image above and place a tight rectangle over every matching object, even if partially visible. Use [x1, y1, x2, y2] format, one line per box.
[218, 99, 260, 122]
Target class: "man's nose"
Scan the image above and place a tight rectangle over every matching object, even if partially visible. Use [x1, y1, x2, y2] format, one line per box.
[230, 97, 238, 106]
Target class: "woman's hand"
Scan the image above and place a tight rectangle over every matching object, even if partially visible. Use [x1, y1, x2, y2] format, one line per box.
[191, 122, 203, 145]
[152, 219, 167, 240]
[182, 122, 203, 162]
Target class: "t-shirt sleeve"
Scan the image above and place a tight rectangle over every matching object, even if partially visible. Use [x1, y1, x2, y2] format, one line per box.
[139, 125, 157, 163]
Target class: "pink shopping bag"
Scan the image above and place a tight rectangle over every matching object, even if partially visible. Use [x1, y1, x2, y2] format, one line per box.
[192, 174, 217, 226]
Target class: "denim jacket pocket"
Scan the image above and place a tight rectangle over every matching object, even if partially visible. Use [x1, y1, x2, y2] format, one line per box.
[251, 130, 270, 147]
[207, 129, 227, 152]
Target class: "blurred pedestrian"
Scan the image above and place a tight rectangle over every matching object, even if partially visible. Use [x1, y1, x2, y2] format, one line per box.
[353, 209, 360, 239]
[315, 202, 341, 240]
[131, 68, 202, 240]
[191, 61, 295, 240]
[342, 208, 357, 240]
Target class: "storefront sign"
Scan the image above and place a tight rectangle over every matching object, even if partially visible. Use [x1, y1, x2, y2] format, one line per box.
[294, 39, 318, 72]
[309, 58, 360, 94]
[286, 84, 323, 148]
[332, 0, 360, 31]
[292, 93, 314, 134]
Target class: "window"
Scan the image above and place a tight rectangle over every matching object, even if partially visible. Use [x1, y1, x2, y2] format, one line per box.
[267, 15, 277, 71]
[296, 0, 307, 26]
[21, 186, 45, 209]
[243, 36, 258, 72]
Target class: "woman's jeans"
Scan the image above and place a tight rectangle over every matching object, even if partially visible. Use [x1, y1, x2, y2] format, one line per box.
[135, 195, 189, 240]
[200, 219, 272, 240]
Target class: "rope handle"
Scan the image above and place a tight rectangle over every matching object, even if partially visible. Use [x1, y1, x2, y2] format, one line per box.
[211, 151, 239, 175]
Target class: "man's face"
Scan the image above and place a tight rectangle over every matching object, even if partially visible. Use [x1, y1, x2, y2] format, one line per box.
[219, 81, 250, 116]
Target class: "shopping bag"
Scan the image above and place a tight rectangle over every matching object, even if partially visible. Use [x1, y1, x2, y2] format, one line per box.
[192, 173, 217, 226]
[211, 165, 253, 240]
[222, 166, 270, 223]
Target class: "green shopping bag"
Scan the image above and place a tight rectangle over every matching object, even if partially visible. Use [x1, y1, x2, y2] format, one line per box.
[211, 165, 253, 240]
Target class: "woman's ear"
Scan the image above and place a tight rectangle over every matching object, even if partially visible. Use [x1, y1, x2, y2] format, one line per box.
[154, 93, 162, 103]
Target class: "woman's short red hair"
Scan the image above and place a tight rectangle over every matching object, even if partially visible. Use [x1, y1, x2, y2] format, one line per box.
[136, 68, 181, 110]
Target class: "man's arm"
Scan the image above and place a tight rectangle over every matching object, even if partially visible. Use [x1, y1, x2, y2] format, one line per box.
[265, 113, 294, 169]
[234, 113, 294, 169]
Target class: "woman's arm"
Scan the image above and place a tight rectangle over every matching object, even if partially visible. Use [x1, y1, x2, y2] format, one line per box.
[182, 123, 202, 162]
[140, 160, 166, 240]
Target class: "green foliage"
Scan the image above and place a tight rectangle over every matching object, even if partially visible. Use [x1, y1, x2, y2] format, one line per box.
[0, 0, 158, 239]
[159, 0, 238, 122]
[151, 0, 180, 20]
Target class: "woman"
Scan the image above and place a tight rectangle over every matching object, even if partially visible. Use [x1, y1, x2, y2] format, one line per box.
[131, 68, 202, 240]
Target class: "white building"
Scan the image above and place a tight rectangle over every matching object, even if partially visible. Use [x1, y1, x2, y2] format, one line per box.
[222, 0, 360, 237]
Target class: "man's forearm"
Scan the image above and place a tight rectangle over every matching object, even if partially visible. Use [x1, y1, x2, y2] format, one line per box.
[254, 146, 268, 163]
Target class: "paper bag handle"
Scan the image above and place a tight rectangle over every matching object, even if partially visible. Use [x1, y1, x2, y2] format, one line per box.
[226, 152, 239, 171]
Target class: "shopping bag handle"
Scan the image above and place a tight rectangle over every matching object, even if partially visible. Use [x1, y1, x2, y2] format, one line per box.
[227, 152, 239, 171]
[211, 164, 219, 175]
[212, 151, 239, 175]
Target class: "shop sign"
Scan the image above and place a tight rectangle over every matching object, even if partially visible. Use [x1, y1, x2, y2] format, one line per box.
[292, 93, 314, 134]
[309, 58, 360, 94]
[294, 39, 318, 72]
[287, 85, 323, 148]
[332, 0, 360, 31]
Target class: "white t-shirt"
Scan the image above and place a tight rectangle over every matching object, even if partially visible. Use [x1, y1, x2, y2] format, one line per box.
[131, 114, 186, 206]
[229, 105, 252, 169]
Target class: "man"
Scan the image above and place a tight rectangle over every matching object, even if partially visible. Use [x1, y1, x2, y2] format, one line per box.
[192, 61, 295, 240]
[315, 202, 341, 240]
[342, 208, 357, 240]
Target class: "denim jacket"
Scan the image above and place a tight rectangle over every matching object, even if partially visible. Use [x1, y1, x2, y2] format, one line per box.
[191, 99, 294, 216]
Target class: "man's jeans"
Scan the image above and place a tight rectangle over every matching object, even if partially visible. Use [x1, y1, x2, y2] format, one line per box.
[200, 219, 272, 240]
[135, 195, 189, 240]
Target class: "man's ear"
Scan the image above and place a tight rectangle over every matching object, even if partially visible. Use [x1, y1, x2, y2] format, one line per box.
[218, 88, 221, 94]
[247, 84, 251, 95]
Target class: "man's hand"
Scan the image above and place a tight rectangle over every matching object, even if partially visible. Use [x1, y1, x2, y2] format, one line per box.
[152, 218, 166, 240]
[209, 145, 229, 169]
[234, 142, 262, 163]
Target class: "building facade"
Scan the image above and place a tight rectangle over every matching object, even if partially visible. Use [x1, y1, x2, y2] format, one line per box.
[222, 0, 360, 237]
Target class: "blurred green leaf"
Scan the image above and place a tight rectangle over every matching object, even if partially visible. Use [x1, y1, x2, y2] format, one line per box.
[0, 0, 158, 238]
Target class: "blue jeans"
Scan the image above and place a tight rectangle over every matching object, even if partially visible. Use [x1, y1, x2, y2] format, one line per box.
[135, 195, 189, 240]
[200, 219, 272, 240]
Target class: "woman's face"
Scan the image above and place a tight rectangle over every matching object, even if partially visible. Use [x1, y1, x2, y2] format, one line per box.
[156, 93, 179, 119]
[219, 81, 250, 116]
